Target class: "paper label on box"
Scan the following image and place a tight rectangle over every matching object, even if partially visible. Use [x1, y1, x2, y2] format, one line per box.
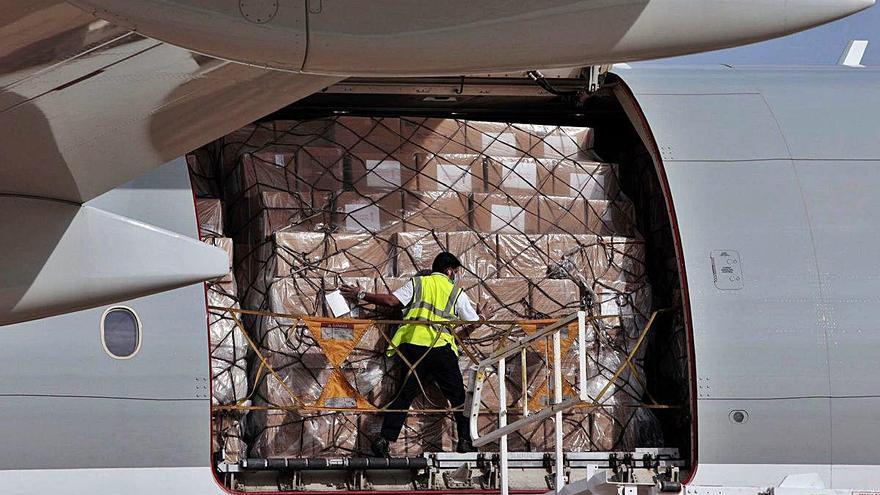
[365, 159, 401, 188]
[543, 135, 572, 157]
[345, 203, 380, 232]
[325, 291, 352, 318]
[274, 154, 289, 168]
[502, 162, 537, 191]
[569, 173, 598, 197]
[412, 243, 424, 259]
[437, 164, 472, 191]
[491, 205, 525, 233]
[483, 132, 517, 153]
[600, 294, 619, 316]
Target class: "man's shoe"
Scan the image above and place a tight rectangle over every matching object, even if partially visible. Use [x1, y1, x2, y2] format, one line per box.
[456, 438, 477, 453]
[371, 437, 391, 457]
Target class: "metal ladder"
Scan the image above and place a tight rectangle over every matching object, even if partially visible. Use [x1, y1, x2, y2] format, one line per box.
[468, 310, 663, 495]
[468, 311, 586, 495]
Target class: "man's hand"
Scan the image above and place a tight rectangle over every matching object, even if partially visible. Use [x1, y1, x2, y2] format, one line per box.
[339, 284, 362, 301]
[476, 302, 491, 321]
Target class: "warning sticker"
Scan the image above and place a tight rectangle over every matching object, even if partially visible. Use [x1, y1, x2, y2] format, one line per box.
[324, 397, 357, 409]
[321, 322, 355, 341]
[710, 250, 744, 290]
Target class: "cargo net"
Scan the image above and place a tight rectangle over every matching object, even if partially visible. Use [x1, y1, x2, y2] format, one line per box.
[195, 116, 667, 460]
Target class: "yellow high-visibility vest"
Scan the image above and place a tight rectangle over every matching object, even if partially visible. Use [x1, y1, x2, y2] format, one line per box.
[387, 273, 462, 356]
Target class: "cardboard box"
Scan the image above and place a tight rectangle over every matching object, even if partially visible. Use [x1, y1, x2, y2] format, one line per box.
[259, 191, 331, 235]
[402, 190, 471, 232]
[587, 200, 637, 236]
[447, 231, 496, 279]
[495, 234, 550, 278]
[327, 117, 402, 154]
[484, 156, 554, 195]
[374, 276, 411, 294]
[480, 279, 530, 321]
[325, 233, 393, 278]
[538, 196, 589, 234]
[466, 121, 532, 156]
[349, 151, 418, 193]
[471, 193, 539, 234]
[235, 152, 296, 198]
[296, 146, 344, 192]
[187, 150, 218, 198]
[548, 160, 619, 199]
[331, 191, 404, 234]
[197, 198, 224, 236]
[400, 118, 469, 155]
[273, 232, 329, 278]
[531, 279, 582, 319]
[527, 125, 594, 159]
[269, 277, 325, 316]
[394, 231, 447, 277]
[272, 119, 337, 147]
[251, 411, 358, 458]
[415, 153, 485, 192]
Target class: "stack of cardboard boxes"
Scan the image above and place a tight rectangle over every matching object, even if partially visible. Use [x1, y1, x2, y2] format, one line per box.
[210, 116, 660, 458]
[192, 183, 251, 462]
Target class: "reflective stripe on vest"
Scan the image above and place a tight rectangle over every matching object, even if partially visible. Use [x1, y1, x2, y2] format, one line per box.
[388, 273, 462, 356]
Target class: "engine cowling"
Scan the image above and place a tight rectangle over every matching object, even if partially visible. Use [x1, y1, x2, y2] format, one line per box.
[69, 0, 874, 76]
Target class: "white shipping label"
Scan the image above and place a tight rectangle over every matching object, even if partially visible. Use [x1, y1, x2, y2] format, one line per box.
[600, 294, 619, 316]
[491, 205, 525, 233]
[543, 135, 572, 157]
[483, 132, 517, 152]
[569, 173, 600, 198]
[412, 243, 424, 259]
[437, 164, 472, 191]
[365, 159, 401, 188]
[274, 154, 286, 168]
[502, 162, 537, 191]
[345, 203, 380, 232]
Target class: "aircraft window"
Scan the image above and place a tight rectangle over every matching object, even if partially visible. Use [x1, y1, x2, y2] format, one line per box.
[101, 307, 142, 359]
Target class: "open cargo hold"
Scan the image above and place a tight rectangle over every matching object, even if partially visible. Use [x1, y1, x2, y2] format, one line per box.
[189, 76, 690, 492]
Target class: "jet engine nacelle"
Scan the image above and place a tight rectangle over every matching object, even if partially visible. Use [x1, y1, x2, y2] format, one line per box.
[70, 0, 874, 76]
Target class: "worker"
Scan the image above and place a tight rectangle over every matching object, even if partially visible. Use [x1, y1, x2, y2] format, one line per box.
[340, 252, 481, 457]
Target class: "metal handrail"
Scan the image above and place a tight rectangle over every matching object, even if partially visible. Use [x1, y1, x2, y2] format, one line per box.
[467, 309, 667, 495]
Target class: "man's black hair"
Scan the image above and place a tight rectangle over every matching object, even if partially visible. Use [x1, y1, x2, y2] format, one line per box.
[432, 252, 462, 273]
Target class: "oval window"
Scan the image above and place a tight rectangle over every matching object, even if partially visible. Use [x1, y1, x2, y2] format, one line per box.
[101, 307, 141, 359]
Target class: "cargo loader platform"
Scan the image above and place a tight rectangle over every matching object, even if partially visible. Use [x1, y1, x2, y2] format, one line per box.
[217, 448, 684, 492]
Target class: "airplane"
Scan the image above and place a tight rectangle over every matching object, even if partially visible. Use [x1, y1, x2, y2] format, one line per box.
[0, 1, 877, 494]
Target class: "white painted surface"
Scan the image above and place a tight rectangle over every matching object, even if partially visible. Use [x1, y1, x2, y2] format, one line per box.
[0, 467, 224, 495]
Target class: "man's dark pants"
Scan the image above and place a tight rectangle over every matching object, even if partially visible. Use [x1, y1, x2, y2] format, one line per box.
[380, 343, 471, 443]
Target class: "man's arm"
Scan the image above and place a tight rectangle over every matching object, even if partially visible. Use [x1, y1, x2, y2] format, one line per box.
[456, 292, 486, 337]
[339, 285, 404, 309]
[363, 292, 404, 308]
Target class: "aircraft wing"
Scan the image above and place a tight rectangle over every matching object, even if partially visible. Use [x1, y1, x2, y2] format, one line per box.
[0, 2, 340, 324]
[1, 1, 339, 203]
